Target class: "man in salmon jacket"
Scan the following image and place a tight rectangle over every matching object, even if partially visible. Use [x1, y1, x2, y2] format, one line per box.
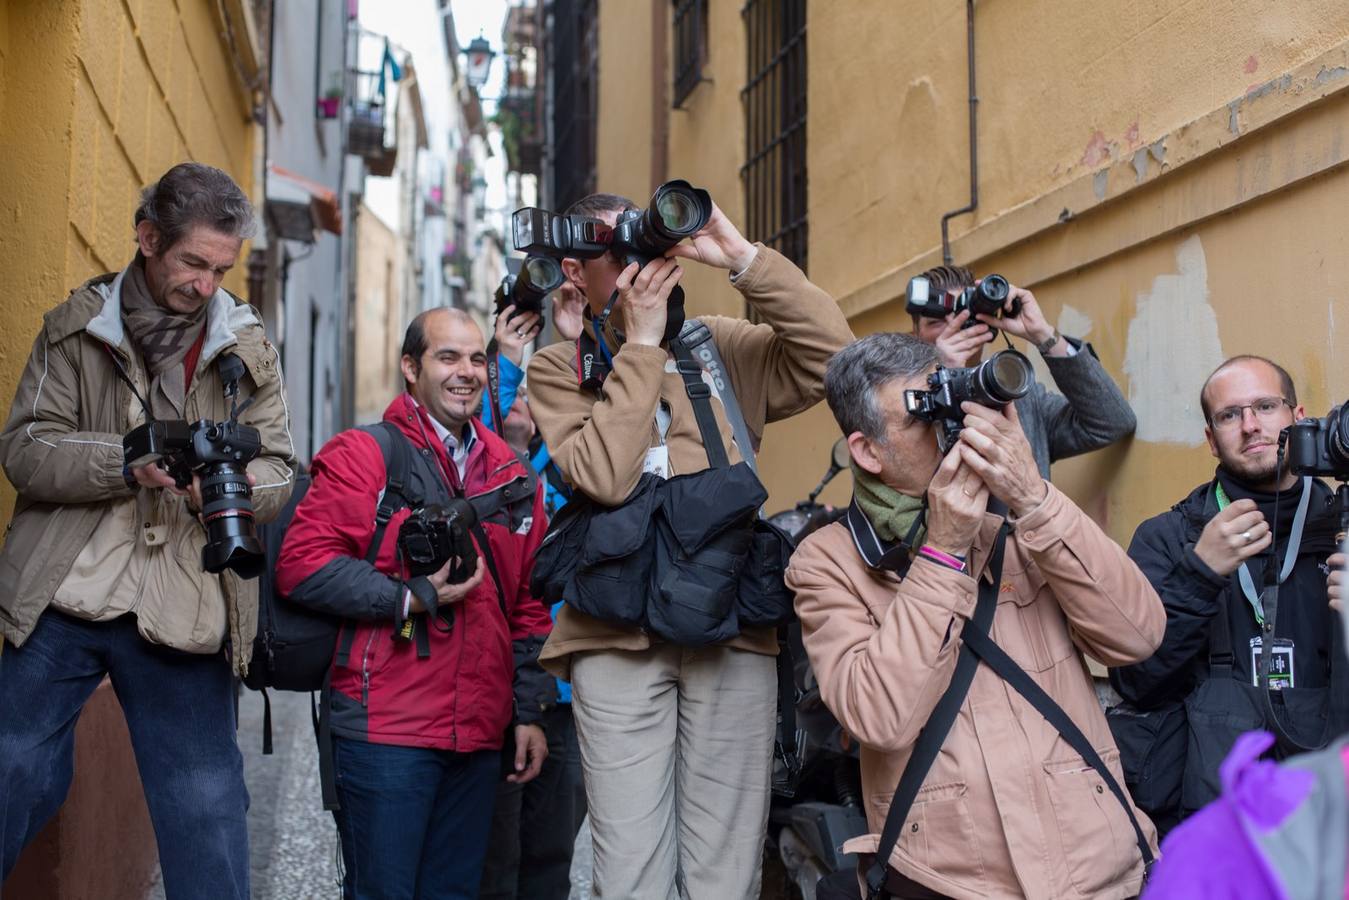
[276, 307, 555, 900]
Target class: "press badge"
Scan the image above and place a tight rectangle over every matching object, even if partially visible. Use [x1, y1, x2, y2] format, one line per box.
[1249, 637, 1295, 690]
[642, 445, 671, 479]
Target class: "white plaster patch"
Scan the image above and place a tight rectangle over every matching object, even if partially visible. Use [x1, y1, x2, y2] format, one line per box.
[1123, 235, 1225, 445]
[1058, 304, 1094, 341]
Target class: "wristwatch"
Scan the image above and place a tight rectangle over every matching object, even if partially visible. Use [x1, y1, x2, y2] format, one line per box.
[1035, 329, 1062, 354]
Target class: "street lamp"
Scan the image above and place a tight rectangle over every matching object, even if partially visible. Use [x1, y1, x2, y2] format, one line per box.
[463, 35, 496, 89]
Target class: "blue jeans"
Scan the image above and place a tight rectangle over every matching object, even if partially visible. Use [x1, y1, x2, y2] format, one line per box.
[0, 610, 249, 899]
[332, 737, 499, 900]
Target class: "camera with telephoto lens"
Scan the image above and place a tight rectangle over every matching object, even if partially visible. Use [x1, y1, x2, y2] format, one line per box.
[906, 273, 1021, 329]
[123, 417, 264, 578]
[511, 180, 713, 342]
[1288, 405, 1349, 479]
[904, 350, 1036, 453]
[397, 499, 480, 580]
[494, 254, 566, 317]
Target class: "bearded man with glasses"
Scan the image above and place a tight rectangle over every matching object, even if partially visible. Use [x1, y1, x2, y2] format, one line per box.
[1110, 355, 1349, 836]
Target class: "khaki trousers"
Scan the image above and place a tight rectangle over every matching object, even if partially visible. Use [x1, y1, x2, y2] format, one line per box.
[570, 644, 776, 900]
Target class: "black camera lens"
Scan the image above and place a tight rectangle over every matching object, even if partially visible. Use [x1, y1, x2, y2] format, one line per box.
[639, 180, 712, 250]
[655, 190, 702, 233]
[974, 350, 1034, 405]
[971, 275, 1011, 317]
[199, 462, 264, 578]
[521, 256, 563, 291]
[1328, 406, 1349, 471]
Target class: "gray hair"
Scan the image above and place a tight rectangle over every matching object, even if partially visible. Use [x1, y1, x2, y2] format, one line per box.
[825, 332, 937, 440]
[135, 162, 256, 253]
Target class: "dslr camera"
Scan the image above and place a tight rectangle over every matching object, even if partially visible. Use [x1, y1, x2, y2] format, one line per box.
[906, 273, 1021, 329]
[398, 499, 479, 581]
[123, 416, 264, 577]
[1288, 405, 1349, 479]
[511, 179, 713, 342]
[494, 254, 566, 317]
[904, 350, 1036, 452]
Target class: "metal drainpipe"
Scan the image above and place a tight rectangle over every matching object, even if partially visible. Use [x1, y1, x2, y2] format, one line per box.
[939, 0, 978, 267]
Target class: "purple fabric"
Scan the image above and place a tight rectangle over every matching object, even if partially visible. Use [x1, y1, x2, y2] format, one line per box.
[1144, 731, 1316, 900]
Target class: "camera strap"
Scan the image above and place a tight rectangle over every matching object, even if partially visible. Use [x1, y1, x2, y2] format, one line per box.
[485, 337, 504, 437]
[102, 343, 154, 424]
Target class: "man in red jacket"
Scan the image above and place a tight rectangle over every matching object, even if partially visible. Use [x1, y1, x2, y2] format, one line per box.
[276, 307, 555, 900]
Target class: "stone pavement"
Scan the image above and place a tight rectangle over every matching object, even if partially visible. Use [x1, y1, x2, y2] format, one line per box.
[147, 688, 339, 899]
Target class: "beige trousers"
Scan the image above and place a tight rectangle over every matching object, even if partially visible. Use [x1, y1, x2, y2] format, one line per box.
[570, 644, 777, 900]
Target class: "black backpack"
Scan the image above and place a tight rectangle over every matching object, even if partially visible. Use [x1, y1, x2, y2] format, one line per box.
[243, 422, 417, 697]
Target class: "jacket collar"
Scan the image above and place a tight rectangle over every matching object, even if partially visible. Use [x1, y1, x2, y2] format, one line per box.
[383, 393, 525, 495]
[87, 262, 254, 362]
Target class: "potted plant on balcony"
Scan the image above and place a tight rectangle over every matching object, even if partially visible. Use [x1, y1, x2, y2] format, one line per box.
[318, 77, 342, 119]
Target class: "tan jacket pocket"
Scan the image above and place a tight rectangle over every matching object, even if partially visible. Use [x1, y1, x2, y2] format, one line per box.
[872, 781, 984, 884]
[1042, 749, 1139, 897]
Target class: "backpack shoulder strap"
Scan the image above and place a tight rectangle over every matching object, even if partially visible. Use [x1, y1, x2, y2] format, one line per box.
[334, 423, 418, 670]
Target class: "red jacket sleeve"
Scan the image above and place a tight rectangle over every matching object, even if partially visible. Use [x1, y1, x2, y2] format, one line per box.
[275, 429, 402, 620]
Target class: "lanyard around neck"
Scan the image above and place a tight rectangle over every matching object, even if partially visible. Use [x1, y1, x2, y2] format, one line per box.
[1214, 476, 1312, 626]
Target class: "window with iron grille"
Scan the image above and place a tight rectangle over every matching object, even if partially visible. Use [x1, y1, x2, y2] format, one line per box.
[551, 0, 599, 211]
[741, 0, 807, 272]
[672, 0, 708, 108]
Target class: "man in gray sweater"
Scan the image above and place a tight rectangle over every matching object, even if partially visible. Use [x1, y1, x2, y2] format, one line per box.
[912, 265, 1135, 477]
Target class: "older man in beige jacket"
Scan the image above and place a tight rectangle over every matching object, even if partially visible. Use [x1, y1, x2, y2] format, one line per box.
[786, 332, 1163, 900]
[0, 163, 294, 898]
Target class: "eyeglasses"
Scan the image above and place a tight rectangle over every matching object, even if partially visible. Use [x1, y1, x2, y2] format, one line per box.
[1209, 397, 1294, 429]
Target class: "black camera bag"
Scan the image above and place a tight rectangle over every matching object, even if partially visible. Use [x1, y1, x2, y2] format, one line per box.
[528, 320, 795, 643]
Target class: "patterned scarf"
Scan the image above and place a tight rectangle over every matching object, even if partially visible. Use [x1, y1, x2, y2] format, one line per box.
[120, 260, 207, 417]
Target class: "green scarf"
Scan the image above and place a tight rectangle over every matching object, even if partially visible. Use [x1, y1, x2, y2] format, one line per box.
[851, 462, 926, 547]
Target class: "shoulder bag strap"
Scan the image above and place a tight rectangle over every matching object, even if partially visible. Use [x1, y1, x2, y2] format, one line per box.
[865, 526, 1007, 900]
[669, 338, 729, 469]
[676, 318, 759, 473]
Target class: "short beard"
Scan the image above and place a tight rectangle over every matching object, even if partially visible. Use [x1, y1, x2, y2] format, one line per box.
[1221, 452, 1286, 488]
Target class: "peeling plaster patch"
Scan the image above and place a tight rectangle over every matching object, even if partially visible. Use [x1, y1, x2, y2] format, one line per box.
[1123, 235, 1225, 445]
[1082, 130, 1113, 167]
[1093, 169, 1109, 200]
[1228, 99, 1242, 135]
[1058, 304, 1094, 341]
[1247, 73, 1293, 101]
[1315, 65, 1349, 85]
[1132, 149, 1149, 183]
[1150, 139, 1166, 165]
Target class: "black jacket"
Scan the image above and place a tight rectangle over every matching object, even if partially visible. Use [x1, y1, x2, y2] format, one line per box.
[1112, 476, 1342, 710]
[1110, 474, 1349, 820]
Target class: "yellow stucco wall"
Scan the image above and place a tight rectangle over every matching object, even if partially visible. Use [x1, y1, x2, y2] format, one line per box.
[594, 0, 1349, 544]
[354, 203, 405, 425]
[0, 0, 257, 519]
